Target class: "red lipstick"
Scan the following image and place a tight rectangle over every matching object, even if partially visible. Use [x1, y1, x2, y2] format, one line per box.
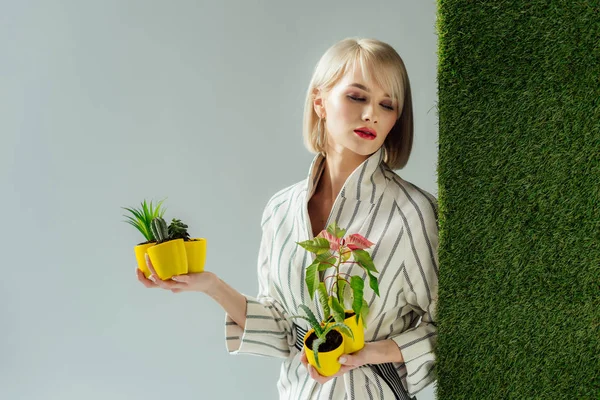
[354, 127, 377, 140]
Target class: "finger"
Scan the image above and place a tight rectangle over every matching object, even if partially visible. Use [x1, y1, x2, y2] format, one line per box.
[145, 253, 159, 277]
[308, 365, 329, 384]
[333, 365, 353, 377]
[170, 275, 190, 284]
[136, 268, 158, 288]
[300, 355, 308, 366]
[299, 350, 308, 365]
[153, 277, 187, 290]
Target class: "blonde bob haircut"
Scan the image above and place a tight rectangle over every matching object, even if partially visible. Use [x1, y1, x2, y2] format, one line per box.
[302, 37, 413, 170]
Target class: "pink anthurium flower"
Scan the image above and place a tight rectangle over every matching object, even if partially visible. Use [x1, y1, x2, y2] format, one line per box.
[316, 230, 341, 252]
[344, 233, 375, 250]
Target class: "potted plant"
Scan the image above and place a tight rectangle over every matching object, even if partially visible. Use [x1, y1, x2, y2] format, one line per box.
[144, 216, 188, 280]
[168, 218, 207, 273]
[122, 199, 207, 279]
[297, 222, 380, 354]
[122, 199, 167, 278]
[289, 284, 354, 377]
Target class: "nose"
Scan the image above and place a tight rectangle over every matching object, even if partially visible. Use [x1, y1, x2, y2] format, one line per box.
[362, 102, 378, 124]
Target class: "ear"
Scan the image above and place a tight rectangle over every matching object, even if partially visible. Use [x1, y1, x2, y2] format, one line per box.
[312, 87, 326, 119]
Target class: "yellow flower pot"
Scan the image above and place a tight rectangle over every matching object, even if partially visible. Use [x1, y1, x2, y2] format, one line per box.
[134, 242, 156, 278]
[303, 328, 345, 377]
[342, 310, 364, 354]
[146, 238, 188, 280]
[184, 238, 206, 273]
[324, 310, 365, 354]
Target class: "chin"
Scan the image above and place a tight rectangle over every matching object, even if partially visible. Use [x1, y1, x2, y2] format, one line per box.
[339, 142, 380, 157]
[327, 133, 383, 157]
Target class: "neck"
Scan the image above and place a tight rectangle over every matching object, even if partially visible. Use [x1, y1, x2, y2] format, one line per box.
[316, 147, 369, 204]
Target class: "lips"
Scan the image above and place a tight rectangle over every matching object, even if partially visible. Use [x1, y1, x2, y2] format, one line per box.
[354, 130, 376, 140]
[354, 127, 377, 139]
[355, 127, 376, 136]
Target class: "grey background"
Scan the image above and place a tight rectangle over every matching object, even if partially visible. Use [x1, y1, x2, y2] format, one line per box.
[1, 0, 439, 399]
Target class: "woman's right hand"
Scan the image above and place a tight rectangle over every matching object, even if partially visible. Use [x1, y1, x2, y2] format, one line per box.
[136, 253, 219, 294]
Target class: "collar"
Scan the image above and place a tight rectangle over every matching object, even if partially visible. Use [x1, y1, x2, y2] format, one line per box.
[306, 147, 387, 205]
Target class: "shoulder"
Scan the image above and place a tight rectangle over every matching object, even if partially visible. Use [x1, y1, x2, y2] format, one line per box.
[260, 179, 307, 227]
[382, 167, 439, 229]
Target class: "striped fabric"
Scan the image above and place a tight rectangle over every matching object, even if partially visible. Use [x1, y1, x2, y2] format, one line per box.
[225, 147, 439, 399]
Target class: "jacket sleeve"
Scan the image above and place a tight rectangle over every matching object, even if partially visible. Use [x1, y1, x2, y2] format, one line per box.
[389, 198, 439, 397]
[224, 201, 296, 359]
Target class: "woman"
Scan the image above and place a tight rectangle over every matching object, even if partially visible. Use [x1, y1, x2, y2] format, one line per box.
[137, 37, 439, 400]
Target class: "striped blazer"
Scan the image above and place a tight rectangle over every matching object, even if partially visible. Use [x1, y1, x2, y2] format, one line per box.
[225, 147, 439, 399]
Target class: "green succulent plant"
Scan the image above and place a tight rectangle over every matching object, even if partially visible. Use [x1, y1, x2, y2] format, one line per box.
[289, 286, 354, 369]
[168, 218, 191, 241]
[122, 198, 167, 242]
[151, 217, 171, 244]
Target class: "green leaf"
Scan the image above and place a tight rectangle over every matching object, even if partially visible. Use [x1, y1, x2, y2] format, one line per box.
[297, 305, 323, 336]
[326, 221, 347, 239]
[360, 301, 370, 330]
[297, 238, 331, 254]
[330, 296, 345, 323]
[122, 198, 167, 243]
[317, 283, 330, 320]
[350, 276, 365, 319]
[336, 278, 347, 309]
[323, 323, 354, 341]
[305, 262, 320, 300]
[316, 252, 337, 271]
[312, 337, 324, 369]
[124, 220, 151, 241]
[352, 249, 379, 273]
[340, 246, 351, 262]
[367, 270, 380, 297]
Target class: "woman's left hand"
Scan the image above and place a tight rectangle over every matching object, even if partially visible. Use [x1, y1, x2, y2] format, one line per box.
[299, 343, 370, 384]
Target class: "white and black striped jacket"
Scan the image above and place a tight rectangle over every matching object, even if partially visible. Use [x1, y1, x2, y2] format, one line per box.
[225, 147, 439, 399]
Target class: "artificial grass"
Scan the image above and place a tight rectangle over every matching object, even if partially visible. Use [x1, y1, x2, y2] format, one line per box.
[435, 1, 599, 398]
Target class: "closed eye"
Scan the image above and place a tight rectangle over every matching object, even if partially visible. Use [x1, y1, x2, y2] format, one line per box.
[348, 95, 394, 111]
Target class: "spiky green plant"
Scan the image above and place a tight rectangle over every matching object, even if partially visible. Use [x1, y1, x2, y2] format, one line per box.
[289, 287, 354, 369]
[168, 218, 191, 241]
[122, 198, 167, 242]
[150, 217, 170, 244]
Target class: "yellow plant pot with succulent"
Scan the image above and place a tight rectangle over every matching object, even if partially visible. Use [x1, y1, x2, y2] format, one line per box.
[123, 199, 207, 279]
[290, 303, 353, 377]
[165, 217, 207, 273]
[303, 328, 345, 377]
[324, 309, 365, 354]
[122, 199, 167, 278]
[145, 217, 188, 280]
[185, 238, 206, 273]
[297, 222, 380, 355]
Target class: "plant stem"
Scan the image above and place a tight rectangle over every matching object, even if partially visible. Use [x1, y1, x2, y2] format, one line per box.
[322, 274, 352, 285]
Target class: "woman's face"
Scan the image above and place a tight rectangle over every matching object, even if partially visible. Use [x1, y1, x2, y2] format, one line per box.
[315, 64, 400, 158]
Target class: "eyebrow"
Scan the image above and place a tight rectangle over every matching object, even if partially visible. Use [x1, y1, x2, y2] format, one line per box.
[347, 83, 392, 99]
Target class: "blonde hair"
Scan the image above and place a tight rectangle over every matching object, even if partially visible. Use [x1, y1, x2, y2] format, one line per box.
[302, 37, 414, 170]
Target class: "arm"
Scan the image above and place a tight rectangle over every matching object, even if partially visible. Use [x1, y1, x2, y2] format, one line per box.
[207, 278, 247, 329]
[387, 199, 439, 397]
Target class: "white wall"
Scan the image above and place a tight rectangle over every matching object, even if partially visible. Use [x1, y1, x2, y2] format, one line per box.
[1, 0, 439, 398]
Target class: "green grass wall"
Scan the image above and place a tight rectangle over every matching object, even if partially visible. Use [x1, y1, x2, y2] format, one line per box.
[435, 1, 599, 398]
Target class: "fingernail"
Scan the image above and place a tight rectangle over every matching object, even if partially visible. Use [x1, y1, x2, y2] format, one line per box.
[339, 356, 347, 364]
[149, 275, 156, 282]
[171, 276, 180, 282]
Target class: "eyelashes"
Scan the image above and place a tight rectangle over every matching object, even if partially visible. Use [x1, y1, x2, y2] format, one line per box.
[347, 95, 395, 111]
